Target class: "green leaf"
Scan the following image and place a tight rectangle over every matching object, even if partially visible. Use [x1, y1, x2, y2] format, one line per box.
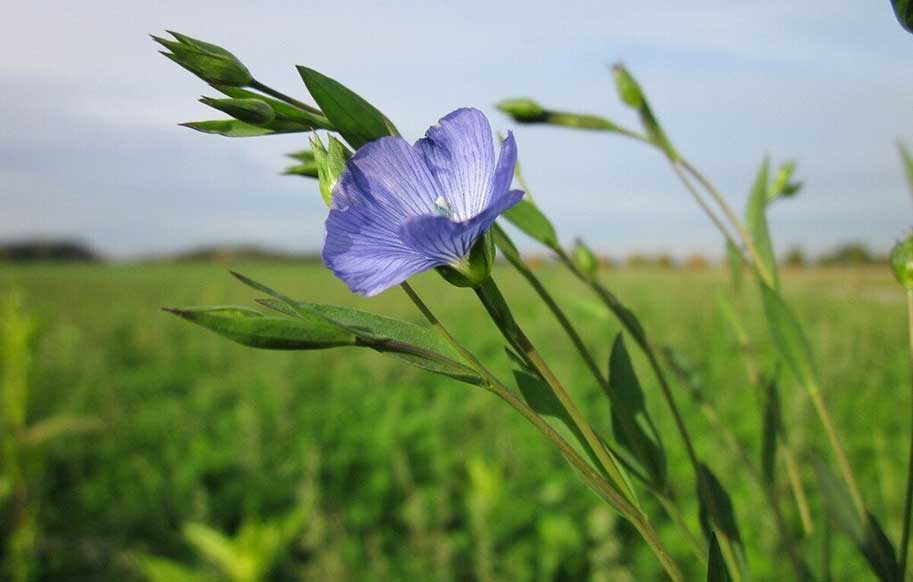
[501, 198, 559, 249]
[760, 376, 781, 488]
[180, 119, 310, 138]
[606, 334, 666, 488]
[163, 305, 357, 350]
[745, 157, 780, 289]
[892, 0, 913, 34]
[760, 283, 818, 388]
[228, 271, 482, 385]
[812, 456, 899, 581]
[697, 464, 748, 579]
[282, 162, 319, 179]
[707, 533, 731, 582]
[135, 554, 212, 582]
[297, 66, 398, 149]
[212, 85, 333, 129]
[182, 522, 239, 578]
[22, 414, 103, 447]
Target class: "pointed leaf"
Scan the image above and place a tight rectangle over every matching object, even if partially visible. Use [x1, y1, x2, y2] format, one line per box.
[745, 157, 780, 288]
[606, 334, 666, 487]
[697, 464, 749, 579]
[297, 66, 398, 149]
[501, 198, 559, 249]
[760, 376, 781, 488]
[707, 533, 732, 582]
[180, 119, 309, 138]
[163, 305, 357, 350]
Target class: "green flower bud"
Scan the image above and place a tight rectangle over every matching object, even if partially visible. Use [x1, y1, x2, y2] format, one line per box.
[311, 135, 352, 207]
[496, 98, 548, 123]
[573, 239, 598, 277]
[437, 231, 496, 288]
[200, 97, 275, 125]
[153, 31, 252, 87]
[891, 234, 913, 289]
[611, 64, 644, 109]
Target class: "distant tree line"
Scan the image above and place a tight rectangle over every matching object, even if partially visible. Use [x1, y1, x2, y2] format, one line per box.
[0, 239, 891, 267]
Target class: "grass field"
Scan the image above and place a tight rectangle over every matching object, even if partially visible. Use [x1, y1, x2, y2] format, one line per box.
[1, 261, 908, 581]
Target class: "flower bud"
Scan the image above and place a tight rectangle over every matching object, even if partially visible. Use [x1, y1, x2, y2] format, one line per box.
[311, 135, 352, 207]
[573, 239, 599, 277]
[437, 231, 495, 288]
[200, 97, 275, 125]
[611, 64, 644, 109]
[496, 98, 548, 123]
[891, 234, 913, 289]
[153, 31, 252, 87]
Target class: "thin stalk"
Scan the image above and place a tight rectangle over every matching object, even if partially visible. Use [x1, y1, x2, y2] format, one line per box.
[899, 288, 913, 579]
[472, 277, 639, 507]
[668, 163, 744, 263]
[399, 282, 685, 581]
[494, 225, 706, 562]
[248, 79, 325, 116]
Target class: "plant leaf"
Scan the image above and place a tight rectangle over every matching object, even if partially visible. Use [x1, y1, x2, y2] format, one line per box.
[297, 66, 398, 149]
[760, 376, 781, 488]
[501, 198, 559, 249]
[606, 334, 666, 488]
[180, 119, 309, 137]
[745, 157, 780, 289]
[697, 464, 749, 580]
[163, 305, 357, 350]
[707, 533, 732, 582]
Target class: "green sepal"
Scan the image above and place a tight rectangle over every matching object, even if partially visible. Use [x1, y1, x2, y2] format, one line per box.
[311, 135, 352, 207]
[436, 232, 495, 288]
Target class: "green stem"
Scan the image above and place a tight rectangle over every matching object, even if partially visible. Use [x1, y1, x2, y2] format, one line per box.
[900, 288, 913, 580]
[398, 282, 685, 581]
[248, 78, 325, 116]
[472, 277, 640, 507]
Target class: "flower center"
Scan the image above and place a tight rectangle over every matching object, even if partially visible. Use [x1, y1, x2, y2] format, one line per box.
[434, 196, 453, 218]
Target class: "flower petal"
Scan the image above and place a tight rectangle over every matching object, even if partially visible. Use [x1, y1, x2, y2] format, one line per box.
[416, 108, 496, 222]
[399, 189, 525, 265]
[491, 131, 517, 200]
[323, 206, 437, 296]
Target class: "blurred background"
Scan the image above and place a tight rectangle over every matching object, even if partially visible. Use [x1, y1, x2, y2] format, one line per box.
[2, 2, 913, 581]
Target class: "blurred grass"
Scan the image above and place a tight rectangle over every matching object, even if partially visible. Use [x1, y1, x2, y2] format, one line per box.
[0, 261, 906, 581]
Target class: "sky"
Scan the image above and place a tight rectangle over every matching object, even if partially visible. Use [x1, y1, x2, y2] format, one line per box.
[2, 0, 912, 260]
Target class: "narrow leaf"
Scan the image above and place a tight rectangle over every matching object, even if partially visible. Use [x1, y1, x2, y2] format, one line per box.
[180, 119, 309, 137]
[297, 66, 398, 149]
[697, 464, 749, 579]
[760, 376, 781, 488]
[745, 157, 780, 288]
[163, 305, 357, 350]
[500, 198, 559, 249]
[213, 85, 333, 129]
[606, 334, 667, 487]
[707, 533, 732, 582]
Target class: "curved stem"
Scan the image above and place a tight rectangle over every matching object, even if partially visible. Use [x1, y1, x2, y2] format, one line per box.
[900, 288, 913, 580]
[399, 282, 685, 581]
[472, 277, 639, 507]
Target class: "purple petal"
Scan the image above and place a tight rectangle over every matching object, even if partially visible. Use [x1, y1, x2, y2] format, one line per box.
[323, 206, 437, 296]
[491, 132, 517, 200]
[415, 108, 496, 222]
[399, 189, 524, 265]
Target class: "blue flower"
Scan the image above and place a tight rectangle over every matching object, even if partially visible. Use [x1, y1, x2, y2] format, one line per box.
[322, 108, 523, 296]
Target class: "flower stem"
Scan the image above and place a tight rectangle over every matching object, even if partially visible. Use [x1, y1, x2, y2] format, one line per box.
[399, 282, 685, 581]
[472, 277, 640, 507]
[899, 288, 913, 580]
[248, 79, 325, 115]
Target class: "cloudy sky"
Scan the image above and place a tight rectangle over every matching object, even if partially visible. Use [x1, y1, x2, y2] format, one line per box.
[3, 1, 912, 259]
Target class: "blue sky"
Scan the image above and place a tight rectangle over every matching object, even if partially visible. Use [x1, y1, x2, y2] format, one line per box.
[3, 1, 912, 259]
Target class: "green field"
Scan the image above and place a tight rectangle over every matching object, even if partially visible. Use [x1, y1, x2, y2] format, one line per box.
[1, 261, 908, 581]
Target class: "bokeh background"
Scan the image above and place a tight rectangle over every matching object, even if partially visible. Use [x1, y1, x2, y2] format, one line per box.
[3, 2, 913, 581]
